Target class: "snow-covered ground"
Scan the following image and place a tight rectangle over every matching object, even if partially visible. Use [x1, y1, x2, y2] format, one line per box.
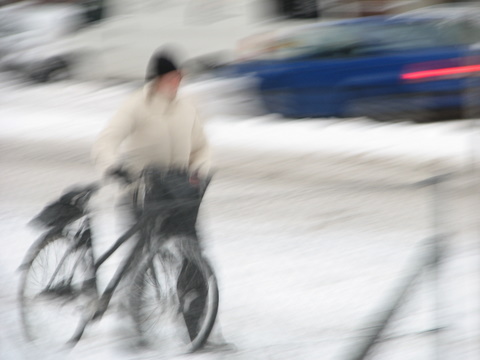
[1, 77, 479, 359]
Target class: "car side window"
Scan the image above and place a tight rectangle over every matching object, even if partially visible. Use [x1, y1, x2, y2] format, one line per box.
[271, 19, 467, 61]
[353, 24, 445, 56]
[455, 20, 480, 44]
[304, 23, 444, 59]
[295, 26, 363, 59]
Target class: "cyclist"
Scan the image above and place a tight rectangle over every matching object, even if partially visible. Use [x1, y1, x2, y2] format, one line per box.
[90, 48, 218, 347]
[92, 49, 211, 187]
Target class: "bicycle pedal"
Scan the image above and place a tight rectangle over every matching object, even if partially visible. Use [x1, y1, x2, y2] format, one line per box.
[92, 308, 106, 321]
[199, 340, 237, 353]
[41, 283, 75, 298]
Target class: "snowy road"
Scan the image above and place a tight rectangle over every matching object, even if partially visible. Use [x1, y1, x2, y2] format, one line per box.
[1, 79, 479, 359]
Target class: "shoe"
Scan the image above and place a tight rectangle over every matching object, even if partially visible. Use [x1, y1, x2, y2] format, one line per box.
[200, 339, 237, 353]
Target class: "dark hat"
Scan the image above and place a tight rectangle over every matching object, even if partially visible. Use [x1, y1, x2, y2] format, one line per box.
[146, 50, 179, 81]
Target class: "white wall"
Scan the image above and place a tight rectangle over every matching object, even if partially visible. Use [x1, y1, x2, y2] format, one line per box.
[73, 0, 312, 80]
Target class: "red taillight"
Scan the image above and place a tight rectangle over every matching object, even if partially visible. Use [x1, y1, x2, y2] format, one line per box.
[402, 64, 480, 80]
[401, 57, 480, 82]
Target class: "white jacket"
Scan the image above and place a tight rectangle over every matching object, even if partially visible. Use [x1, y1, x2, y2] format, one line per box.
[92, 82, 211, 177]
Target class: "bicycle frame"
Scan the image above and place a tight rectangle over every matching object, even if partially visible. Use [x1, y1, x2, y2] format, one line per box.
[69, 198, 202, 345]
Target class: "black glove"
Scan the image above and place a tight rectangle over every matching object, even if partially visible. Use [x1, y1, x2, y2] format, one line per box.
[106, 166, 133, 185]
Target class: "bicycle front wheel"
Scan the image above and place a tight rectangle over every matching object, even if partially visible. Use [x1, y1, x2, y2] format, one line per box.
[19, 231, 97, 348]
[130, 237, 219, 353]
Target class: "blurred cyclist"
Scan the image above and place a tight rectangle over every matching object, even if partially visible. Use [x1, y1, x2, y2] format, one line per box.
[92, 49, 211, 188]
[90, 48, 223, 348]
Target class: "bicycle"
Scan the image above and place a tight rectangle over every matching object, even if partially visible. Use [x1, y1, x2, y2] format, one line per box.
[18, 169, 219, 354]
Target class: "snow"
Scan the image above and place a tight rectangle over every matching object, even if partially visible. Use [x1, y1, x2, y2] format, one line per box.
[2, 78, 475, 175]
[1, 77, 479, 359]
[207, 116, 469, 168]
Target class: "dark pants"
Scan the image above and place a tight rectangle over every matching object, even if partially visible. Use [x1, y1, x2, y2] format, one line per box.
[136, 168, 210, 340]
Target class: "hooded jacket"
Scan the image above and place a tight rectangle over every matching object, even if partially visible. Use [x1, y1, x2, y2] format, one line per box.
[92, 82, 211, 177]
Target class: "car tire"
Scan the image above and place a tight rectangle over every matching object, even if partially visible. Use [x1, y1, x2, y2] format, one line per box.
[345, 96, 436, 123]
[462, 86, 480, 119]
[30, 58, 70, 83]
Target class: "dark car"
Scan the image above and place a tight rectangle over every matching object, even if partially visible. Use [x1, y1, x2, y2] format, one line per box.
[218, 14, 480, 122]
[0, 3, 84, 82]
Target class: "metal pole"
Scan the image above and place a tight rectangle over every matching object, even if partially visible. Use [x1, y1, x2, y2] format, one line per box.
[428, 174, 450, 360]
[340, 174, 452, 360]
[340, 236, 440, 360]
[465, 71, 480, 360]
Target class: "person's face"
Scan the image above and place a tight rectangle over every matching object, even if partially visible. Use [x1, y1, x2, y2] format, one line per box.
[155, 71, 182, 99]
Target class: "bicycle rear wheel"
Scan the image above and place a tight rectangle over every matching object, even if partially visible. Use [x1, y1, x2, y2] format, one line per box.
[130, 237, 219, 353]
[19, 231, 97, 349]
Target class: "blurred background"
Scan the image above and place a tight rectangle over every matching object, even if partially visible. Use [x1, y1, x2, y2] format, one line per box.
[2, 0, 480, 120]
[1, 1, 480, 360]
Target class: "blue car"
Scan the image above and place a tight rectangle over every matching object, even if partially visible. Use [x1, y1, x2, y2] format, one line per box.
[218, 15, 480, 122]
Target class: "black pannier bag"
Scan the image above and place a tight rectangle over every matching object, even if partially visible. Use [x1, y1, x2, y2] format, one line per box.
[29, 184, 98, 229]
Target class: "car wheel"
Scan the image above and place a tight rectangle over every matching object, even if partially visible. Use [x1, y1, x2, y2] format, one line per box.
[30, 58, 70, 83]
[345, 96, 436, 123]
[462, 86, 480, 119]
